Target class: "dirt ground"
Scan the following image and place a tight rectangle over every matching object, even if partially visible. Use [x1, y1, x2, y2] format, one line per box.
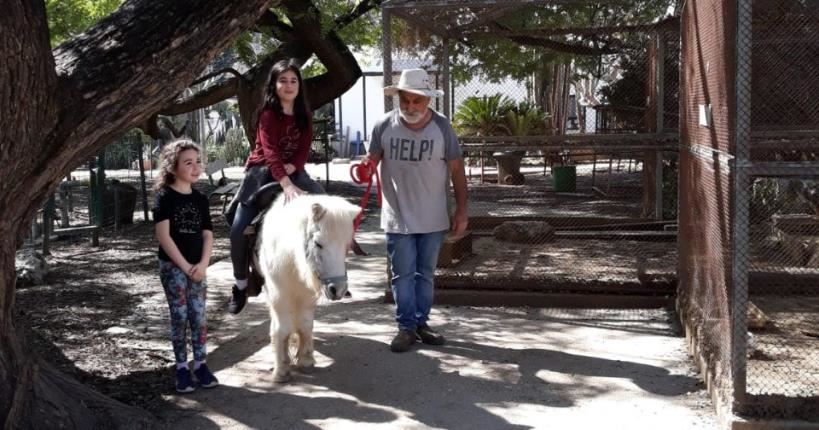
[14, 177, 378, 416]
[747, 295, 819, 399]
[466, 164, 644, 219]
[13, 165, 724, 429]
[440, 236, 676, 287]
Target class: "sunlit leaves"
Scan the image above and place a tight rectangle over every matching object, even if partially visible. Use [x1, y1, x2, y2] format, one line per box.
[46, 0, 123, 46]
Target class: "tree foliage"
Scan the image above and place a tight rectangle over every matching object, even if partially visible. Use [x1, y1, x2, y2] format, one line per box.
[233, 0, 382, 68]
[45, 0, 123, 46]
[392, 0, 677, 101]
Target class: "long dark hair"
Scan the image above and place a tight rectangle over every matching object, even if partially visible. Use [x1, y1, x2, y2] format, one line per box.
[265, 59, 310, 130]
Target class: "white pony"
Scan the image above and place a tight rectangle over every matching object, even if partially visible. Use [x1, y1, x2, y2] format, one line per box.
[255, 194, 361, 382]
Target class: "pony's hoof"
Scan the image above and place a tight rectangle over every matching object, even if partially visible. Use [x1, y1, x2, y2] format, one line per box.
[273, 371, 292, 383]
[297, 363, 316, 374]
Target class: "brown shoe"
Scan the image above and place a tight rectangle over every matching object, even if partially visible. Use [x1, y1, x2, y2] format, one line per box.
[390, 329, 417, 353]
[416, 324, 445, 345]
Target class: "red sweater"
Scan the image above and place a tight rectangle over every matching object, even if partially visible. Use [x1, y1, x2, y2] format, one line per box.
[246, 108, 312, 181]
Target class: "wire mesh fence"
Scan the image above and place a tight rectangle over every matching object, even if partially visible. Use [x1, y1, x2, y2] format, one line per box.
[448, 27, 677, 306]
[730, 0, 819, 420]
[676, 0, 819, 421]
[382, 0, 818, 421]
[382, 0, 682, 307]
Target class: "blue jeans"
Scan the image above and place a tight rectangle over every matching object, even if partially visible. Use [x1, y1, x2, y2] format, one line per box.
[230, 202, 259, 280]
[387, 231, 446, 331]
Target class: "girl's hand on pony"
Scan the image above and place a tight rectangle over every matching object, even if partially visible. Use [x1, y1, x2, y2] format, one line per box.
[283, 183, 305, 204]
[284, 163, 296, 175]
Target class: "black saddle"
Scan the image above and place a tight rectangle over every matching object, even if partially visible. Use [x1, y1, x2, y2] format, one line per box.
[224, 182, 366, 298]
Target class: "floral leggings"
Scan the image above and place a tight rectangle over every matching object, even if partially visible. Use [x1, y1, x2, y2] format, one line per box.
[159, 260, 207, 364]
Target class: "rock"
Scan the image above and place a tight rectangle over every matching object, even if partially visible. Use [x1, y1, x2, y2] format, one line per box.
[15, 249, 47, 287]
[747, 301, 768, 330]
[503, 173, 525, 185]
[493, 221, 555, 244]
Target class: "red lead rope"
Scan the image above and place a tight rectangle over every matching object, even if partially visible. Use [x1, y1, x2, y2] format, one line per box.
[350, 160, 381, 232]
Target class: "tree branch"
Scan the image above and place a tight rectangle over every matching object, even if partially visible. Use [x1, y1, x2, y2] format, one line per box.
[464, 16, 679, 38]
[505, 35, 613, 56]
[481, 21, 613, 56]
[155, 0, 364, 148]
[191, 67, 245, 86]
[254, 9, 298, 44]
[159, 77, 240, 116]
[282, 0, 362, 109]
[48, 0, 277, 175]
[333, 0, 385, 30]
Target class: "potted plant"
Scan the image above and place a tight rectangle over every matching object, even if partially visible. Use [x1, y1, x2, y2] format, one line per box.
[495, 102, 549, 185]
[454, 94, 515, 181]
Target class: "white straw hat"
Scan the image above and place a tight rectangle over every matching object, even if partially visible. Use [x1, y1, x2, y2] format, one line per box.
[384, 68, 444, 98]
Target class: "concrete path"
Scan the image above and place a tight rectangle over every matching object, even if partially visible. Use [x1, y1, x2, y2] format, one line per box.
[158, 226, 717, 429]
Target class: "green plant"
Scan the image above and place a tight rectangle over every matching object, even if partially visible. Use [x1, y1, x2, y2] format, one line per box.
[501, 103, 548, 136]
[207, 127, 249, 166]
[222, 127, 250, 165]
[749, 178, 819, 223]
[104, 129, 150, 169]
[453, 94, 515, 136]
[749, 178, 806, 223]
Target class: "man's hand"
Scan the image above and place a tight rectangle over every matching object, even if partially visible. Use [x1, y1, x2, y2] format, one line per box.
[451, 208, 468, 235]
[362, 152, 382, 166]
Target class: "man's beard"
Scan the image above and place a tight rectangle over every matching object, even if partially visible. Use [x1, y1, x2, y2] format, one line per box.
[399, 109, 424, 124]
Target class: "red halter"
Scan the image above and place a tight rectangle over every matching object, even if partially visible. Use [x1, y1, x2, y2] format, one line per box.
[349, 159, 381, 232]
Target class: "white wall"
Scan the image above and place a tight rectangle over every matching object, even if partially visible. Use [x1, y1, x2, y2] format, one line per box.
[334, 74, 385, 158]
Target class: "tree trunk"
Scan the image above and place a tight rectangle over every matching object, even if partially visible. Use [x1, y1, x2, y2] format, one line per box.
[1, 0, 275, 426]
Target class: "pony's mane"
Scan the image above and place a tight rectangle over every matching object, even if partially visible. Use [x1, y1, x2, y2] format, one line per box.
[260, 194, 360, 297]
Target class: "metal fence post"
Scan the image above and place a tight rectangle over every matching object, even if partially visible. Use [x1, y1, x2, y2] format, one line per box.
[731, 0, 754, 410]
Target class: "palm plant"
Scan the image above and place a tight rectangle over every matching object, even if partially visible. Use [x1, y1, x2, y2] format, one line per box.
[453, 94, 515, 136]
[502, 103, 548, 136]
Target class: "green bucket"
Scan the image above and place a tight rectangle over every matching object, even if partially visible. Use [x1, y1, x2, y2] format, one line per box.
[552, 165, 577, 192]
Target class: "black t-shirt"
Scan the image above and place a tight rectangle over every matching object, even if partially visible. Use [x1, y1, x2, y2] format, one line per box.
[152, 187, 213, 264]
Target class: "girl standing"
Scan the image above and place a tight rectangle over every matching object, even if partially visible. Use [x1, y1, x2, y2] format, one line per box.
[153, 139, 218, 393]
[227, 58, 324, 315]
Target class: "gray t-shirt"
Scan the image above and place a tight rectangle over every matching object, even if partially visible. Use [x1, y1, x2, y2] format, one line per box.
[369, 109, 462, 234]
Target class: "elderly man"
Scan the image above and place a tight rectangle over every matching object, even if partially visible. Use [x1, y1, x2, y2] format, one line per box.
[364, 68, 468, 353]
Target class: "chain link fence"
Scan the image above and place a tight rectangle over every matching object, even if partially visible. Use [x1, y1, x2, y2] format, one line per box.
[737, 0, 819, 420]
[449, 32, 678, 308]
[382, 0, 682, 308]
[383, 0, 818, 422]
[678, 0, 819, 421]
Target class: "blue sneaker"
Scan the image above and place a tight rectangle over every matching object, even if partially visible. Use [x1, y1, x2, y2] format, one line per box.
[175, 368, 195, 393]
[193, 364, 219, 388]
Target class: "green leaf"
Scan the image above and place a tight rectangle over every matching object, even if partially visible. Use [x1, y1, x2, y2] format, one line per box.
[46, 0, 123, 47]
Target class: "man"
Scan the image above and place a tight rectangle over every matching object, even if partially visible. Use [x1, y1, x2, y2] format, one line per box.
[364, 68, 468, 353]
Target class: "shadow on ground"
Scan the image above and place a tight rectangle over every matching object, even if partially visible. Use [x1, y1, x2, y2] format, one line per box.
[159, 303, 709, 429]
